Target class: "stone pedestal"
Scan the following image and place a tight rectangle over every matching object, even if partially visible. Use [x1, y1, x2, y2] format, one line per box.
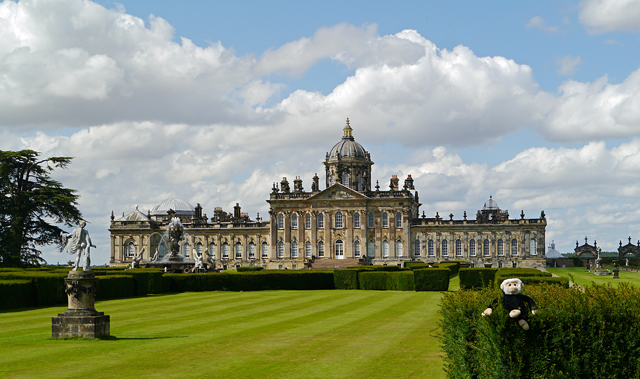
[52, 270, 110, 338]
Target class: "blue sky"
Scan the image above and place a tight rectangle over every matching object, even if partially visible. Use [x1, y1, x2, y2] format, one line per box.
[2, 0, 640, 264]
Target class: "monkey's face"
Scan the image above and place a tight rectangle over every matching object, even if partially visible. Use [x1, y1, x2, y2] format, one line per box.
[500, 278, 523, 294]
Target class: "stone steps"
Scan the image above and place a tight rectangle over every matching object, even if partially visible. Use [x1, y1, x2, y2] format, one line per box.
[309, 258, 361, 270]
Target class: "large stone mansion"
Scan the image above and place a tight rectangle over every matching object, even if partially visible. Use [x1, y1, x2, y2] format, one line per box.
[109, 119, 546, 269]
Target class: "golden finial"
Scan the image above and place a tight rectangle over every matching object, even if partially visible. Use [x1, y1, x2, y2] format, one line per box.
[343, 117, 353, 138]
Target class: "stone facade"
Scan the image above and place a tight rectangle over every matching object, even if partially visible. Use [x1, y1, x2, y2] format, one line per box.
[109, 120, 546, 269]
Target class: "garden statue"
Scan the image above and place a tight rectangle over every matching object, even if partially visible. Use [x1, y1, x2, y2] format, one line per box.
[61, 220, 95, 272]
[193, 251, 205, 271]
[627, 258, 630, 267]
[482, 278, 538, 330]
[129, 247, 144, 269]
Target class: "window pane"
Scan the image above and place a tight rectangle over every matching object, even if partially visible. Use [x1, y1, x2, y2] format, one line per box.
[530, 238, 537, 256]
[442, 240, 448, 256]
[305, 213, 311, 229]
[470, 240, 476, 256]
[235, 243, 242, 259]
[209, 243, 216, 259]
[277, 242, 284, 258]
[261, 242, 268, 258]
[318, 241, 325, 257]
[291, 241, 298, 258]
[354, 241, 361, 257]
[396, 212, 402, 228]
[305, 241, 311, 258]
[382, 241, 389, 257]
[353, 213, 360, 228]
[428, 240, 435, 256]
[483, 239, 490, 256]
[368, 212, 374, 228]
[277, 214, 284, 229]
[396, 241, 403, 257]
[414, 240, 421, 256]
[222, 243, 229, 259]
[368, 240, 375, 257]
[291, 213, 298, 229]
[497, 239, 504, 256]
[511, 239, 518, 256]
[317, 213, 324, 229]
[335, 212, 343, 228]
[382, 212, 389, 228]
[249, 243, 255, 259]
[456, 239, 462, 256]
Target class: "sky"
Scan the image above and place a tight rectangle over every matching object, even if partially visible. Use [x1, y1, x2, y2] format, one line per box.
[2, 0, 640, 265]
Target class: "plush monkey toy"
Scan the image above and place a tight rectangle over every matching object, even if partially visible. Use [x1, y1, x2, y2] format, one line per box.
[481, 278, 537, 330]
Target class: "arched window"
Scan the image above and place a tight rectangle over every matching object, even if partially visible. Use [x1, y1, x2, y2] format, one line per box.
[396, 241, 403, 257]
[277, 241, 284, 258]
[330, 173, 336, 186]
[183, 242, 190, 258]
[428, 240, 435, 256]
[317, 213, 324, 229]
[511, 239, 518, 256]
[368, 212, 375, 228]
[469, 239, 476, 256]
[305, 241, 312, 258]
[127, 242, 135, 258]
[354, 241, 361, 257]
[277, 213, 284, 229]
[382, 212, 389, 228]
[382, 241, 389, 258]
[305, 213, 311, 229]
[335, 212, 343, 229]
[368, 240, 375, 257]
[249, 242, 255, 259]
[196, 242, 203, 256]
[291, 241, 298, 258]
[455, 239, 462, 256]
[318, 241, 325, 257]
[342, 172, 350, 188]
[291, 213, 298, 229]
[497, 239, 504, 256]
[235, 243, 242, 259]
[335, 240, 344, 258]
[414, 240, 421, 256]
[209, 243, 216, 259]
[442, 240, 448, 256]
[357, 174, 363, 191]
[483, 239, 490, 256]
[222, 243, 229, 259]
[261, 242, 268, 258]
[353, 212, 360, 228]
[396, 212, 402, 228]
[530, 238, 537, 256]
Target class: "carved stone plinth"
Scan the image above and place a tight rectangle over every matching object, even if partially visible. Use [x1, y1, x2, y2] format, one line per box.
[52, 270, 110, 338]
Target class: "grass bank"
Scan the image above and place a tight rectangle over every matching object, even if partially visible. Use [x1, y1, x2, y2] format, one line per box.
[547, 266, 640, 287]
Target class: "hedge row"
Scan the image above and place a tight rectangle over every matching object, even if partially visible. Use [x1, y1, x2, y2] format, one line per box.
[162, 271, 335, 292]
[458, 268, 498, 290]
[439, 283, 640, 378]
[414, 269, 450, 291]
[358, 271, 415, 291]
[96, 275, 135, 300]
[236, 267, 264, 272]
[0, 280, 33, 310]
[0, 271, 67, 307]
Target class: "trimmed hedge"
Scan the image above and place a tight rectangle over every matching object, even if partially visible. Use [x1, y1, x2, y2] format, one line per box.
[96, 275, 135, 300]
[414, 269, 450, 291]
[345, 265, 401, 271]
[404, 262, 431, 270]
[236, 267, 264, 272]
[439, 283, 640, 378]
[0, 280, 33, 310]
[358, 271, 415, 291]
[163, 271, 335, 292]
[0, 271, 66, 306]
[334, 269, 360, 289]
[458, 268, 498, 290]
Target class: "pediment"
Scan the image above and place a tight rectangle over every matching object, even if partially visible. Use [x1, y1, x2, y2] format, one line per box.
[308, 183, 369, 201]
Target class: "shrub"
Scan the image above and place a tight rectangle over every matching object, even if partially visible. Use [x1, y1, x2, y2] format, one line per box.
[96, 275, 135, 300]
[0, 271, 66, 306]
[346, 265, 401, 271]
[436, 262, 460, 276]
[334, 269, 360, 289]
[358, 271, 415, 291]
[236, 267, 264, 272]
[413, 269, 449, 291]
[458, 268, 497, 290]
[0, 280, 33, 309]
[404, 262, 431, 270]
[439, 283, 640, 378]
[571, 256, 583, 267]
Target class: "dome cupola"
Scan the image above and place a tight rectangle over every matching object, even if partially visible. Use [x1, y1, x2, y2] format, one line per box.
[324, 118, 373, 191]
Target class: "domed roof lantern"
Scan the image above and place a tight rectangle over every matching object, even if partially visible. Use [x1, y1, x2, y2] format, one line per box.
[343, 118, 353, 139]
[327, 118, 369, 161]
[483, 195, 500, 211]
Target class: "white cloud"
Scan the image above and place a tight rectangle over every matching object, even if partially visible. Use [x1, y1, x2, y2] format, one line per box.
[579, 0, 640, 33]
[556, 55, 583, 76]
[525, 16, 559, 32]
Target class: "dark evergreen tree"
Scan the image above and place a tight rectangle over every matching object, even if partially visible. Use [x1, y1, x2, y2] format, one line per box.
[0, 150, 82, 266]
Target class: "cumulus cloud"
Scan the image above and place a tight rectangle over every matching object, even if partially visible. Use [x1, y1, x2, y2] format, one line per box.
[556, 55, 583, 76]
[579, 0, 640, 33]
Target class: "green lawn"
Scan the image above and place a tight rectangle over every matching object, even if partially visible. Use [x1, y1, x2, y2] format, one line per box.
[548, 266, 640, 287]
[0, 290, 446, 379]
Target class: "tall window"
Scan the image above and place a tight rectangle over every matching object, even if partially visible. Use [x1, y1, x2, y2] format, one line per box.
[455, 239, 462, 257]
[222, 243, 229, 259]
[261, 242, 268, 259]
[382, 212, 389, 228]
[483, 239, 490, 256]
[291, 241, 298, 258]
[368, 212, 375, 228]
[127, 242, 135, 258]
[353, 213, 360, 228]
[428, 240, 435, 256]
[305, 213, 311, 229]
[530, 238, 537, 256]
[277, 214, 284, 229]
[249, 243, 255, 259]
[305, 241, 312, 258]
[511, 239, 518, 256]
[442, 240, 448, 256]
[368, 240, 375, 257]
[318, 241, 325, 257]
[317, 213, 324, 229]
[183, 242, 190, 258]
[196, 243, 203, 256]
[469, 239, 476, 257]
[209, 243, 216, 259]
[497, 239, 504, 256]
[291, 213, 298, 229]
[354, 241, 361, 257]
[414, 240, 421, 256]
[335, 240, 344, 257]
[358, 174, 363, 191]
[382, 241, 389, 258]
[277, 241, 284, 258]
[342, 172, 350, 187]
[396, 241, 403, 257]
[235, 243, 242, 259]
[335, 212, 343, 229]
[396, 212, 402, 228]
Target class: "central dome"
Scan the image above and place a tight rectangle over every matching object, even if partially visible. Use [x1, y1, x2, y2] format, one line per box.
[150, 198, 195, 216]
[327, 118, 369, 161]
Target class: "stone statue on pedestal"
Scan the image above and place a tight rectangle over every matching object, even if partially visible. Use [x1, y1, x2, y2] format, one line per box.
[61, 220, 95, 272]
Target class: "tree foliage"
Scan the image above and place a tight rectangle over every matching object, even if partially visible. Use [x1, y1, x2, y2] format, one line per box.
[0, 150, 82, 267]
